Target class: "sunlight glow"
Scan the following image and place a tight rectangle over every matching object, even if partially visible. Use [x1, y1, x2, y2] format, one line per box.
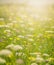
[26, 0, 51, 19]
[27, 0, 54, 6]
[26, 0, 54, 10]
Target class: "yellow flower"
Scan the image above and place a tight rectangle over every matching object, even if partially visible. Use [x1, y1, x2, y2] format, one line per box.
[24, 41, 26, 43]
[44, 35, 47, 38]
[48, 58, 54, 61]
[16, 37, 20, 40]
[9, 38, 13, 40]
[14, 24, 18, 27]
[8, 53, 13, 58]
[29, 57, 36, 61]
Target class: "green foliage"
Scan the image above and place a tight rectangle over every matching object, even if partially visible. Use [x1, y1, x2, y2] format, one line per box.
[0, 4, 54, 65]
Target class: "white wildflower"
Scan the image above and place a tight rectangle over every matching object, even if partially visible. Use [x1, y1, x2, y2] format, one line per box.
[51, 26, 54, 28]
[0, 49, 12, 56]
[20, 24, 25, 27]
[4, 30, 11, 33]
[30, 52, 41, 55]
[37, 33, 43, 38]
[45, 31, 54, 33]
[35, 52, 41, 55]
[18, 35, 25, 38]
[13, 45, 23, 51]
[16, 52, 22, 56]
[12, 20, 17, 23]
[0, 25, 3, 28]
[46, 63, 49, 65]
[40, 17, 49, 21]
[28, 22, 33, 26]
[6, 44, 14, 49]
[16, 59, 24, 64]
[28, 38, 34, 41]
[43, 53, 49, 57]
[0, 58, 6, 64]
[36, 57, 44, 63]
[9, 18, 12, 21]
[37, 54, 41, 58]
[0, 25, 9, 28]
[16, 52, 25, 57]
[10, 12, 14, 16]
[31, 63, 38, 65]
[4, 25, 10, 28]
[8, 23, 13, 26]
[0, 18, 4, 21]
[6, 44, 23, 51]
[29, 28, 34, 31]
[26, 34, 33, 37]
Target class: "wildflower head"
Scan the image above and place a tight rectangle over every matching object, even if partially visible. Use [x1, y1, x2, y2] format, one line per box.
[36, 57, 44, 63]
[6, 44, 23, 51]
[6, 44, 14, 49]
[29, 56, 36, 61]
[43, 53, 49, 57]
[16, 58, 24, 65]
[13, 45, 23, 51]
[0, 58, 6, 64]
[0, 49, 12, 57]
[31, 63, 38, 65]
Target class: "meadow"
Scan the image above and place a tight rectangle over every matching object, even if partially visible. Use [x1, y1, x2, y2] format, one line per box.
[0, 4, 54, 65]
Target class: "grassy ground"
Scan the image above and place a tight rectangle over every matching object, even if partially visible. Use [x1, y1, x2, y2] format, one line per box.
[0, 4, 54, 65]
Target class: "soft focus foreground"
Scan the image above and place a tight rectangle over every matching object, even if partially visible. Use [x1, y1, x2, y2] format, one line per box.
[0, 2, 54, 65]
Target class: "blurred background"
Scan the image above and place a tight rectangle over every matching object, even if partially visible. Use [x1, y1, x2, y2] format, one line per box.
[0, 0, 54, 65]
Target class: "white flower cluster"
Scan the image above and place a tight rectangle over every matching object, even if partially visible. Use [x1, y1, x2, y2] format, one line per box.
[0, 49, 12, 56]
[0, 58, 6, 64]
[16, 58, 24, 64]
[36, 57, 44, 63]
[45, 30, 54, 33]
[0, 18, 4, 21]
[6, 44, 23, 51]
[30, 52, 50, 63]
[31, 63, 38, 65]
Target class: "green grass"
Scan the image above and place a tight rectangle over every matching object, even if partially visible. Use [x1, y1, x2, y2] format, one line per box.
[0, 4, 54, 65]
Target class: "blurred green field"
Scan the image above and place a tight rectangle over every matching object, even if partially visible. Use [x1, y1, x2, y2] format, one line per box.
[0, 4, 54, 65]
